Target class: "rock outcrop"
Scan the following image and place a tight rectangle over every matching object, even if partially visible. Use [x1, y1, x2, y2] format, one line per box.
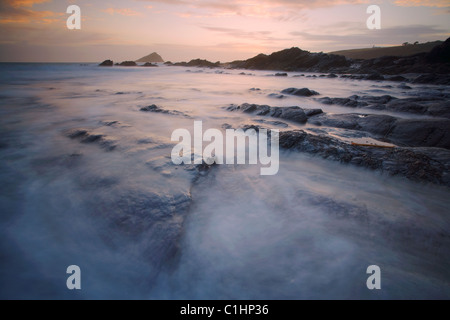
[99, 60, 113, 67]
[230, 47, 351, 72]
[136, 52, 164, 63]
[173, 59, 221, 68]
[118, 61, 137, 67]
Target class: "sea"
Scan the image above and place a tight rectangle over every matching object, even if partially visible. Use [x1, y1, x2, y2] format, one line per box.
[0, 63, 449, 299]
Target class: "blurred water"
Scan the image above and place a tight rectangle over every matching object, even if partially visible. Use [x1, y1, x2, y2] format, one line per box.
[0, 63, 449, 299]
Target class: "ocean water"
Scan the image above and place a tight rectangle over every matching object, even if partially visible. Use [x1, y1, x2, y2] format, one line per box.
[0, 63, 449, 299]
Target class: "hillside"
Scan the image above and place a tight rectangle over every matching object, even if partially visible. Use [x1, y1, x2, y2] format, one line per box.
[329, 41, 443, 60]
[136, 52, 164, 63]
[230, 47, 350, 72]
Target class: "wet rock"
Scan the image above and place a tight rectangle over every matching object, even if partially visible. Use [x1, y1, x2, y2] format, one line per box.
[366, 73, 385, 81]
[279, 107, 308, 123]
[253, 119, 289, 128]
[140, 104, 190, 118]
[268, 93, 287, 99]
[304, 109, 323, 117]
[310, 113, 397, 136]
[412, 74, 450, 85]
[275, 73, 288, 77]
[316, 94, 450, 118]
[360, 95, 397, 104]
[66, 129, 117, 151]
[281, 88, 320, 97]
[316, 96, 367, 108]
[278, 130, 450, 186]
[387, 75, 407, 82]
[227, 103, 307, 123]
[389, 119, 450, 149]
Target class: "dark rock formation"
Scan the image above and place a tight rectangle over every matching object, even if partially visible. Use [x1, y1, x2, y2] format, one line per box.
[173, 59, 221, 68]
[227, 38, 450, 83]
[66, 129, 117, 151]
[136, 52, 164, 63]
[227, 103, 309, 124]
[230, 47, 351, 72]
[277, 130, 450, 186]
[119, 61, 137, 67]
[227, 104, 320, 124]
[99, 60, 113, 67]
[142, 62, 158, 67]
[140, 104, 191, 118]
[316, 94, 450, 119]
[310, 113, 450, 149]
[426, 37, 450, 64]
[281, 88, 320, 97]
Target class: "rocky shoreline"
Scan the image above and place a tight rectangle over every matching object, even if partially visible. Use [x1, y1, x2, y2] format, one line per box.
[98, 37, 449, 85]
[226, 101, 450, 187]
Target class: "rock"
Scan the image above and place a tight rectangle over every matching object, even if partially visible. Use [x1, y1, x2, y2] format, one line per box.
[413, 74, 450, 85]
[229, 47, 351, 72]
[327, 73, 338, 78]
[277, 130, 450, 186]
[99, 60, 113, 67]
[385, 100, 428, 114]
[253, 119, 289, 128]
[66, 129, 117, 151]
[140, 105, 190, 118]
[387, 75, 407, 82]
[360, 95, 397, 104]
[119, 61, 137, 67]
[310, 113, 397, 136]
[281, 88, 320, 97]
[274, 73, 288, 77]
[426, 37, 450, 64]
[227, 103, 307, 123]
[143, 62, 158, 67]
[268, 93, 287, 99]
[174, 59, 221, 68]
[388, 119, 450, 149]
[136, 52, 164, 63]
[304, 109, 323, 117]
[366, 73, 385, 81]
[279, 107, 307, 123]
[316, 96, 367, 108]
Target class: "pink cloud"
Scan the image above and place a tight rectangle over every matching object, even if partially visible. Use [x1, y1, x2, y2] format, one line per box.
[0, 0, 62, 24]
[137, 0, 369, 20]
[103, 8, 143, 16]
[394, 0, 450, 7]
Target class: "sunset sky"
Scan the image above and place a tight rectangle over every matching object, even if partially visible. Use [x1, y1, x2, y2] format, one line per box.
[0, 0, 449, 62]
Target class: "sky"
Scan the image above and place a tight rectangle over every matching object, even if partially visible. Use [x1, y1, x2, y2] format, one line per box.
[0, 0, 449, 62]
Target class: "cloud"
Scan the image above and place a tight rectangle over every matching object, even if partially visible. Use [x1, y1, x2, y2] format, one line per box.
[8, 0, 51, 7]
[103, 8, 143, 16]
[394, 0, 450, 7]
[290, 24, 449, 50]
[138, 0, 368, 19]
[0, 0, 60, 24]
[201, 26, 293, 43]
